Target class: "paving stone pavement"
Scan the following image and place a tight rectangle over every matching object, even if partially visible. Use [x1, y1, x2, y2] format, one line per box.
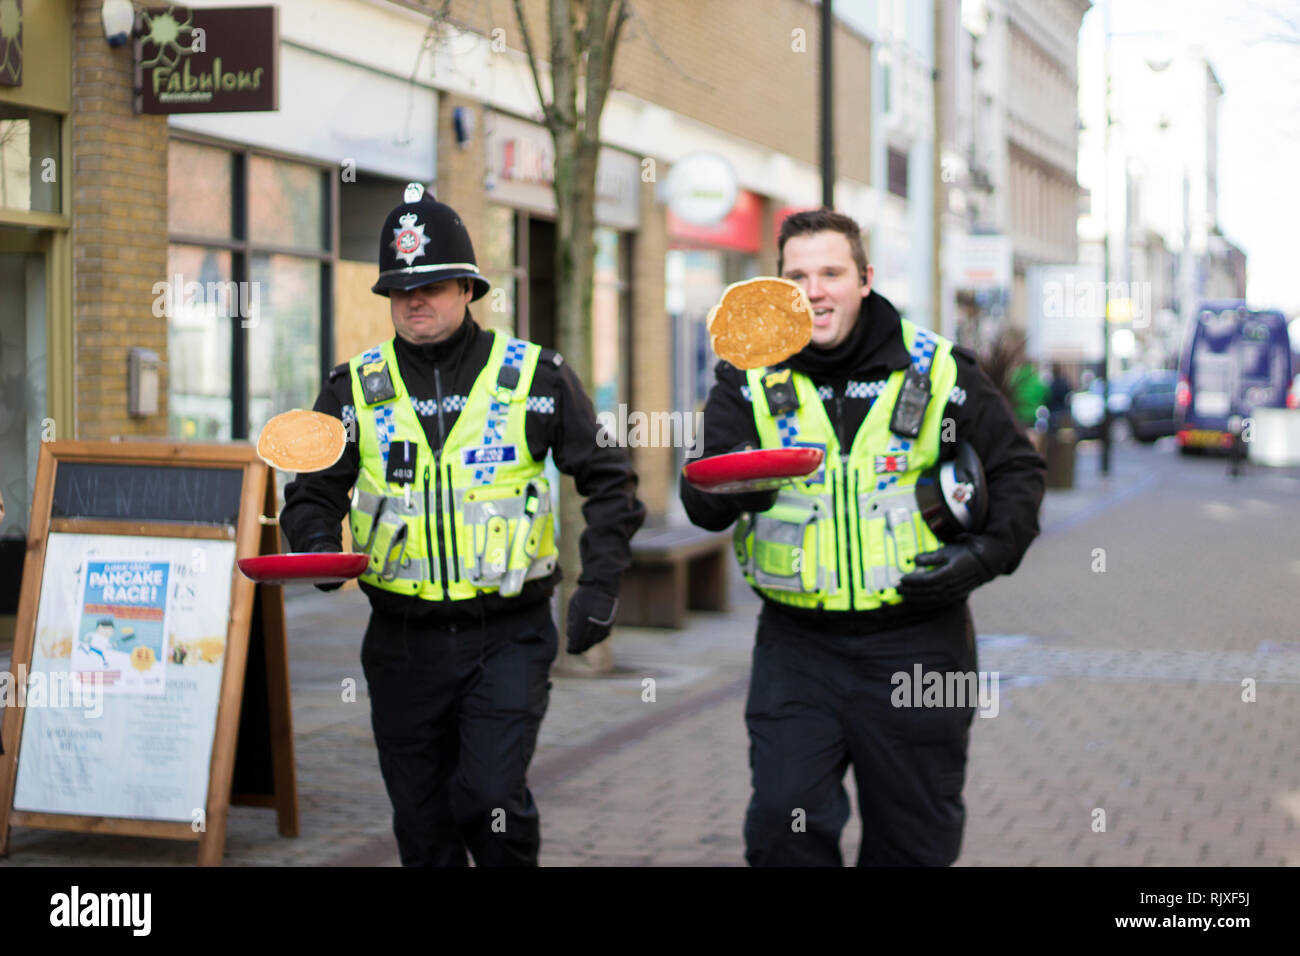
[3, 439, 1297, 866]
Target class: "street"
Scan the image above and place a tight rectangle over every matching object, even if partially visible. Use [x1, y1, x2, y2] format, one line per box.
[2, 437, 1297, 866]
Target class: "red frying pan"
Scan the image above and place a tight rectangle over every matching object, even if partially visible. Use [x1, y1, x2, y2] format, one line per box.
[237, 552, 370, 585]
[682, 446, 824, 494]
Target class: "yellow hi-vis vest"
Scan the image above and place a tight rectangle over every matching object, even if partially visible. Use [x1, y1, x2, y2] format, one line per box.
[734, 319, 958, 611]
[347, 331, 558, 601]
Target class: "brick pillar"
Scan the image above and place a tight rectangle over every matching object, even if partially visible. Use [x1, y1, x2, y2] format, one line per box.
[434, 94, 486, 241]
[631, 170, 671, 519]
[71, 0, 170, 440]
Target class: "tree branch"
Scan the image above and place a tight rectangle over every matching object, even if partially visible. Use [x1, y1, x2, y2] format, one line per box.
[549, 0, 578, 133]
[583, 0, 627, 143]
[512, 0, 555, 130]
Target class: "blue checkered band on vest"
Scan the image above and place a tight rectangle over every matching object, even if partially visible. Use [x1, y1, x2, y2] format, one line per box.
[473, 337, 530, 485]
[362, 346, 398, 469]
[874, 328, 939, 492]
[776, 412, 800, 448]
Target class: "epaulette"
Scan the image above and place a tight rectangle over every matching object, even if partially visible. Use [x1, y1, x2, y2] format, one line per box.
[950, 344, 979, 364]
[328, 363, 349, 382]
[540, 348, 563, 368]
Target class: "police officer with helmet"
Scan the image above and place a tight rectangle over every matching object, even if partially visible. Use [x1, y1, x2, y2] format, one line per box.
[281, 183, 645, 866]
[681, 208, 1045, 866]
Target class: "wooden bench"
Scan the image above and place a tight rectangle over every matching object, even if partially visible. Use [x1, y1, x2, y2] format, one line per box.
[616, 524, 733, 629]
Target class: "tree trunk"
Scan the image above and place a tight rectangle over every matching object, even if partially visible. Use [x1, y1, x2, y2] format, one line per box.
[553, 135, 606, 671]
[512, 0, 627, 673]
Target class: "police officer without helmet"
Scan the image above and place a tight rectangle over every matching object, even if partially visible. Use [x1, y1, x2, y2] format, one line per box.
[682, 209, 1045, 866]
[281, 183, 645, 867]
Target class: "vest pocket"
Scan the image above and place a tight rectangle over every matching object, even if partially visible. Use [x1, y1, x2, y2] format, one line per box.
[857, 485, 932, 595]
[459, 477, 552, 590]
[350, 487, 434, 591]
[750, 497, 822, 593]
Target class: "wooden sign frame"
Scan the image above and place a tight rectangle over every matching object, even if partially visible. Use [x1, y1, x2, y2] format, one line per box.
[0, 441, 298, 866]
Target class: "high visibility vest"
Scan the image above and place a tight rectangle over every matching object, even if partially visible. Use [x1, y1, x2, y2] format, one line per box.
[734, 320, 958, 611]
[347, 331, 558, 601]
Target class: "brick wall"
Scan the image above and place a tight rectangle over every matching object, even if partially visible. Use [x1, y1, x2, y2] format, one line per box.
[443, 0, 872, 185]
[434, 93, 488, 237]
[71, 0, 170, 440]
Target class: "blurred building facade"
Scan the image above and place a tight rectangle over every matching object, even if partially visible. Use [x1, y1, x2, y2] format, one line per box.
[936, 0, 1090, 353]
[0, 0, 895, 628]
[1078, 37, 1248, 371]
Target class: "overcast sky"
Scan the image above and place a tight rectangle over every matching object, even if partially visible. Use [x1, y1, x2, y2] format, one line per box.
[1078, 0, 1300, 313]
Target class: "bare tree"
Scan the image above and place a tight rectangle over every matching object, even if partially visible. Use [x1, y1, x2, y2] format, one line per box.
[511, 0, 629, 670]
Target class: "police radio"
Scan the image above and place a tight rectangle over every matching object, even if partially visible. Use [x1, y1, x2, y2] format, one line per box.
[889, 368, 931, 438]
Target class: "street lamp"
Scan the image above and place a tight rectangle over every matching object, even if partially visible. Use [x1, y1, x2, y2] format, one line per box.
[1098, 8, 1183, 476]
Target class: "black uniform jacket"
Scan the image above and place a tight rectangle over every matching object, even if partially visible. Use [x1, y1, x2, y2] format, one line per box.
[680, 290, 1046, 634]
[281, 311, 646, 624]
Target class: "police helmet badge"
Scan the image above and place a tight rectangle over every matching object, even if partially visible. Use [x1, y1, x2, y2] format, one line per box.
[391, 212, 430, 266]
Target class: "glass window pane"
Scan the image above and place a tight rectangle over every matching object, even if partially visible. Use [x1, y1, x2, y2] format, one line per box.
[0, 105, 61, 214]
[247, 254, 321, 438]
[592, 228, 621, 415]
[168, 141, 233, 239]
[478, 204, 515, 335]
[0, 251, 46, 544]
[249, 155, 325, 251]
[166, 244, 234, 441]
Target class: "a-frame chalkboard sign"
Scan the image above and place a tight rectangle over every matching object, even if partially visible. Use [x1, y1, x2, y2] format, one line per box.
[0, 441, 298, 866]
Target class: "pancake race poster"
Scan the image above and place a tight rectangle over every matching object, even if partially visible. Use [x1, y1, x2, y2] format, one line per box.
[14, 534, 236, 821]
[74, 561, 171, 697]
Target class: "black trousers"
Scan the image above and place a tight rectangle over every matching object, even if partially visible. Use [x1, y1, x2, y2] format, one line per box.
[743, 602, 977, 867]
[360, 600, 557, 867]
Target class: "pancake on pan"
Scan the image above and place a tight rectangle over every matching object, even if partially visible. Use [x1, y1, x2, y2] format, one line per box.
[707, 277, 813, 370]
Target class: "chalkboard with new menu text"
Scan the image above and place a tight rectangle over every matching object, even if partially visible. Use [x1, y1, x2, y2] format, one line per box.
[51, 462, 245, 525]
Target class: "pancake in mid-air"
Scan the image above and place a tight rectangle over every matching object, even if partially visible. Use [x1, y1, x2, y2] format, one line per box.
[707, 277, 813, 370]
[256, 409, 347, 473]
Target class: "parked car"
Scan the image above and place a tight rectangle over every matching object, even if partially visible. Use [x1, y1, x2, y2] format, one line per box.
[1125, 370, 1180, 442]
[1068, 371, 1147, 440]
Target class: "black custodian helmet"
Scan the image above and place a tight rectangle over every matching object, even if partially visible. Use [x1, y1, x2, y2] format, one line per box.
[915, 441, 989, 542]
[372, 183, 490, 301]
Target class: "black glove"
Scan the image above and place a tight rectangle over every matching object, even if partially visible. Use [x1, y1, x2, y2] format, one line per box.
[566, 586, 619, 655]
[730, 487, 778, 513]
[897, 536, 998, 608]
[302, 536, 345, 592]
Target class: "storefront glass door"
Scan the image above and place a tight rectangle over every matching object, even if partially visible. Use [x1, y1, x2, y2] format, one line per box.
[0, 234, 47, 614]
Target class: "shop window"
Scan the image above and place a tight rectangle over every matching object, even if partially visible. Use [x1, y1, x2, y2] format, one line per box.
[166, 138, 331, 442]
[339, 173, 408, 261]
[479, 204, 518, 335]
[888, 146, 909, 199]
[666, 247, 758, 473]
[248, 254, 323, 438]
[0, 248, 46, 611]
[250, 154, 327, 251]
[0, 104, 60, 214]
[592, 228, 626, 416]
[166, 244, 234, 441]
[168, 141, 233, 239]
